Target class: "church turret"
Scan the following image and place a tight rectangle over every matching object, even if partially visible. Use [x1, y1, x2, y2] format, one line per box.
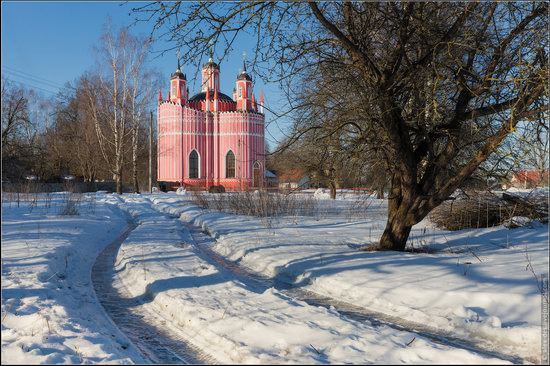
[236, 60, 253, 112]
[214, 88, 219, 112]
[260, 93, 264, 114]
[170, 53, 187, 104]
[201, 56, 220, 93]
[205, 87, 211, 111]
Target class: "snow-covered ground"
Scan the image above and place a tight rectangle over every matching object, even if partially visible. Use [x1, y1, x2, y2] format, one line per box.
[2, 190, 547, 364]
[150, 190, 548, 363]
[1, 193, 145, 364]
[114, 194, 508, 364]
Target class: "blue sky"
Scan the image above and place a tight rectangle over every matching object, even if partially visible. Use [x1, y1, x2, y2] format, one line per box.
[1, 1, 289, 148]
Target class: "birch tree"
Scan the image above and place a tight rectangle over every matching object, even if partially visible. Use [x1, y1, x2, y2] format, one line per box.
[85, 24, 153, 194]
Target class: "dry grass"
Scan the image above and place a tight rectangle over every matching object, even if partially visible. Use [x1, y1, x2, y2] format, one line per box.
[430, 191, 548, 230]
[190, 190, 318, 218]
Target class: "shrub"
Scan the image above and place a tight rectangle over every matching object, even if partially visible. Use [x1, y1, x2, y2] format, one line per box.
[430, 191, 548, 230]
[59, 192, 81, 216]
[208, 185, 226, 193]
[191, 190, 317, 218]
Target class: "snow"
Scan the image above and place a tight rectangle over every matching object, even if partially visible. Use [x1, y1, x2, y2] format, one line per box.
[1, 193, 145, 364]
[505, 187, 549, 198]
[150, 192, 548, 363]
[313, 188, 331, 200]
[113, 195, 508, 364]
[2, 190, 546, 364]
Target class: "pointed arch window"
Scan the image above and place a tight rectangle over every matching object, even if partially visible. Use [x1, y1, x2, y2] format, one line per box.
[189, 150, 199, 178]
[253, 161, 261, 188]
[226, 150, 236, 178]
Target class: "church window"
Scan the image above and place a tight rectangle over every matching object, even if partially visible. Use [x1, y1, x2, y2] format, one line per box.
[226, 150, 235, 178]
[253, 161, 261, 188]
[189, 150, 199, 178]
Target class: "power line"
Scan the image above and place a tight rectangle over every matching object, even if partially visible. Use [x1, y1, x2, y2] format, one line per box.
[2, 74, 62, 96]
[1, 71, 72, 99]
[2, 66, 68, 89]
[2, 76, 69, 103]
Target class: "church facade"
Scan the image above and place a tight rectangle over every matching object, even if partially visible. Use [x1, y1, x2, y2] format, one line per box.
[157, 58, 265, 191]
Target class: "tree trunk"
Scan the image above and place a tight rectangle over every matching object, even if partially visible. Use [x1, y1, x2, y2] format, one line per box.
[132, 126, 140, 194]
[115, 164, 123, 194]
[379, 206, 412, 251]
[377, 185, 385, 199]
[377, 173, 414, 251]
[115, 175, 122, 194]
[329, 180, 337, 199]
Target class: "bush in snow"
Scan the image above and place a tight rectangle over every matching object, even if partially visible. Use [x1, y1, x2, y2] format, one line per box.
[190, 190, 318, 218]
[208, 185, 226, 193]
[430, 190, 548, 230]
[59, 192, 81, 216]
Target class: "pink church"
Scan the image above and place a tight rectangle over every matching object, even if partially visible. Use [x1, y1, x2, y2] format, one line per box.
[157, 57, 265, 191]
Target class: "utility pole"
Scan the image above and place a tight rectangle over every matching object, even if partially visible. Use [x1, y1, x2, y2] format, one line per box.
[149, 110, 153, 193]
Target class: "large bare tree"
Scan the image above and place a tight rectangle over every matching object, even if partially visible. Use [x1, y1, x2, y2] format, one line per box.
[135, 2, 548, 250]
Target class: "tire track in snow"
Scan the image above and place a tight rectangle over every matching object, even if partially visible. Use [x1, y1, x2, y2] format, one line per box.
[174, 211, 526, 365]
[92, 212, 217, 365]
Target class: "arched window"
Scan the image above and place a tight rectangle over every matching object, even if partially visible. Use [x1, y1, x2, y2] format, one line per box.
[253, 161, 261, 188]
[189, 150, 199, 178]
[226, 150, 235, 178]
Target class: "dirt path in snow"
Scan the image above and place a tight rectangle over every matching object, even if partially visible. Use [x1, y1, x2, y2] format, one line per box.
[91, 215, 217, 365]
[175, 209, 526, 365]
[93, 196, 526, 364]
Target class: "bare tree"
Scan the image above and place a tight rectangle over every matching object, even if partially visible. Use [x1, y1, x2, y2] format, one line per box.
[45, 79, 107, 185]
[135, 2, 548, 250]
[1, 78, 31, 154]
[84, 24, 153, 194]
[1, 78, 41, 181]
[128, 38, 154, 194]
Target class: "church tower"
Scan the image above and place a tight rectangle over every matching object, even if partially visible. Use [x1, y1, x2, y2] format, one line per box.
[201, 57, 220, 93]
[170, 55, 187, 104]
[236, 61, 253, 111]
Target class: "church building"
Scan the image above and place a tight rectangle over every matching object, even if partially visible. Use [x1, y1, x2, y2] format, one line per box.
[157, 56, 265, 191]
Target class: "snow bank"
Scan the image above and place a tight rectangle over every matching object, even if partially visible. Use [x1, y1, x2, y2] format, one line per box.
[313, 188, 331, 200]
[1, 194, 144, 364]
[150, 194, 548, 363]
[506, 187, 549, 198]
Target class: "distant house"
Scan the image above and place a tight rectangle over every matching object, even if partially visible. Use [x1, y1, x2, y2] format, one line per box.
[278, 169, 310, 191]
[265, 170, 279, 188]
[509, 170, 548, 188]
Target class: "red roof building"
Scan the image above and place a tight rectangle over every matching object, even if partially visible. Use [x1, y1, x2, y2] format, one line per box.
[510, 170, 549, 188]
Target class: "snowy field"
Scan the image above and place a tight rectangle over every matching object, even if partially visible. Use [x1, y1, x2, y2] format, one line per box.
[1, 190, 548, 364]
